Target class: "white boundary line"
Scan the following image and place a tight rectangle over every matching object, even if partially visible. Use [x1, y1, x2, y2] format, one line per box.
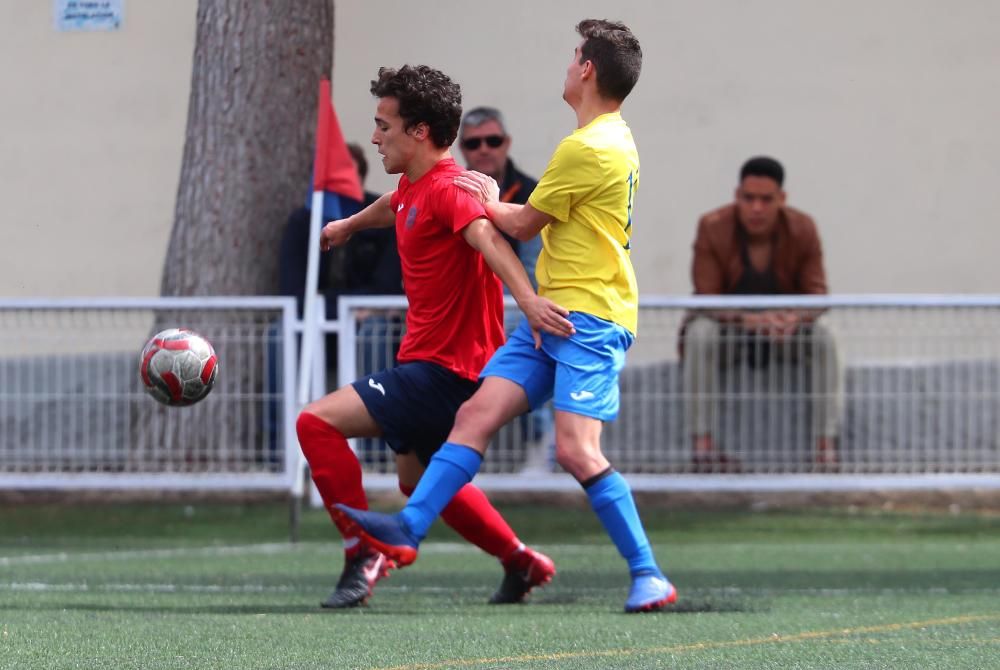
[5, 536, 997, 566]
[0, 541, 490, 566]
[0, 542, 294, 566]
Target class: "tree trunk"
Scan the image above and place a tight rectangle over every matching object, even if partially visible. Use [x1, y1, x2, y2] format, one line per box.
[131, 0, 334, 473]
[163, 0, 334, 296]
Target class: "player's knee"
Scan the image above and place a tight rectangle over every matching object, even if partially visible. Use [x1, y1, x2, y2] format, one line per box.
[295, 411, 319, 442]
[299, 394, 350, 435]
[552, 434, 605, 479]
[552, 441, 579, 466]
[299, 399, 326, 423]
[296, 410, 349, 447]
[296, 411, 332, 463]
[552, 443, 572, 470]
[452, 396, 495, 434]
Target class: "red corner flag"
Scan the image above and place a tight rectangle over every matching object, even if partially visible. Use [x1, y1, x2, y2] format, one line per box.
[312, 79, 363, 201]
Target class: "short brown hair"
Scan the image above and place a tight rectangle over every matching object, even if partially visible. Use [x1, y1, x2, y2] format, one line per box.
[576, 19, 642, 102]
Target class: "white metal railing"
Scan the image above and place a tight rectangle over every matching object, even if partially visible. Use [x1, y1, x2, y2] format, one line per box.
[3, 294, 999, 497]
[331, 294, 1000, 491]
[0, 297, 299, 493]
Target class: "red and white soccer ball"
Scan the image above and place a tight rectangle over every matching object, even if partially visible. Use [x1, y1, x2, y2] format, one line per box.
[139, 328, 219, 406]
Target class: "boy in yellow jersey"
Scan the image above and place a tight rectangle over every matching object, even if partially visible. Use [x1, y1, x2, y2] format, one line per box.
[331, 19, 676, 613]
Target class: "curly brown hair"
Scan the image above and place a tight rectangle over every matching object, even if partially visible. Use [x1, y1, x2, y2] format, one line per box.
[576, 19, 642, 102]
[370, 65, 463, 148]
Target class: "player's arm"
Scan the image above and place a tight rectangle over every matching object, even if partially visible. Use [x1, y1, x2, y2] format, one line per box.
[320, 191, 395, 251]
[461, 218, 575, 344]
[454, 172, 552, 240]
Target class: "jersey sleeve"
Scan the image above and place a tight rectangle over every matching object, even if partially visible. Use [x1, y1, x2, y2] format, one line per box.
[527, 136, 600, 222]
[434, 181, 489, 233]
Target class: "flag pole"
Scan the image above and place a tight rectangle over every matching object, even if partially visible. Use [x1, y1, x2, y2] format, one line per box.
[291, 79, 334, 517]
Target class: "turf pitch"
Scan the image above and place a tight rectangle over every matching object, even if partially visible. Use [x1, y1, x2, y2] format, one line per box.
[1, 503, 998, 669]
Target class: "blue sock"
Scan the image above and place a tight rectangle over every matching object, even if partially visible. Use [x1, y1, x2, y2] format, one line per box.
[398, 442, 483, 541]
[585, 471, 662, 578]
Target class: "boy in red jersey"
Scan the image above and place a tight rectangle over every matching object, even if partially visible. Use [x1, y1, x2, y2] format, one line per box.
[297, 65, 575, 608]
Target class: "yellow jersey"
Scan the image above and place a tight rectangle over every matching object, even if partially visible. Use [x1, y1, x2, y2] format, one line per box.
[527, 112, 639, 334]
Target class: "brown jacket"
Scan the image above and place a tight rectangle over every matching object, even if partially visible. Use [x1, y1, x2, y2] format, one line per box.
[691, 204, 828, 295]
[679, 204, 828, 357]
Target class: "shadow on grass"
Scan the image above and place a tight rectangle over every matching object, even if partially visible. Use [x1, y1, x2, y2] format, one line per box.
[7, 567, 996, 618]
[12, 594, 759, 617]
[533, 590, 760, 613]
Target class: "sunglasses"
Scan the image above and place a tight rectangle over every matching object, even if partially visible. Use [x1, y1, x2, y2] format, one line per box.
[461, 135, 505, 151]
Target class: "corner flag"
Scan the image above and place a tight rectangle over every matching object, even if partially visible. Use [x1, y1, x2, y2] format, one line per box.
[312, 78, 363, 202]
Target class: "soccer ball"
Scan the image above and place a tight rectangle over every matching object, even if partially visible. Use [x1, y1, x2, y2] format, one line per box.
[139, 328, 219, 406]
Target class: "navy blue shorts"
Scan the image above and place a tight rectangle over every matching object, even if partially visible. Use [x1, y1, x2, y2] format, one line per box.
[351, 361, 480, 465]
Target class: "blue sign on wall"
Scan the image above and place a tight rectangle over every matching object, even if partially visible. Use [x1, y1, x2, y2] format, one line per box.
[55, 0, 123, 32]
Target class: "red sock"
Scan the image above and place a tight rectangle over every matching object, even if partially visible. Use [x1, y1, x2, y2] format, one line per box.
[399, 481, 521, 561]
[296, 412, 368, 554]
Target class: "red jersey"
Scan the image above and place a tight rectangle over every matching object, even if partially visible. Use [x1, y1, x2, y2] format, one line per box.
[390, 158, 505, 381]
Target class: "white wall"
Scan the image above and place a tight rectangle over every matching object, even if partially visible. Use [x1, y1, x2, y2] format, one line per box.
[0, 0, 197, 296]
[2, 0, 998, 297]
[335, 0, 1000, 294]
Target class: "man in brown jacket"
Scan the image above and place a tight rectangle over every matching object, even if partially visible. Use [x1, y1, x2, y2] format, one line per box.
[681, 157, 840, 472]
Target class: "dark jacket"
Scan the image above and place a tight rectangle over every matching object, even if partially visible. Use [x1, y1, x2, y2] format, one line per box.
[496, 159, 538, 253]
[337, 190, 403, 301]
[279, 190, 403, 319]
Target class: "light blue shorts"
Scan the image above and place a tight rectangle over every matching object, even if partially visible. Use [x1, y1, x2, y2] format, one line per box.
[480, 312, 633, 421]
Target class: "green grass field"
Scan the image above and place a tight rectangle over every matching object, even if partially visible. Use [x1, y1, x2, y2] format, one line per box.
[2, 502, 998, 669]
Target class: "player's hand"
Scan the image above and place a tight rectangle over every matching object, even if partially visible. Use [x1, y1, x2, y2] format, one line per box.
[454, 171, 500, 205]
[320, 218, 352, 251]
[522, 295, 575, 348]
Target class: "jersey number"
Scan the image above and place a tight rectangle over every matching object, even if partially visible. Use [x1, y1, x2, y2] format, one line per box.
[624, 171, 635, 250]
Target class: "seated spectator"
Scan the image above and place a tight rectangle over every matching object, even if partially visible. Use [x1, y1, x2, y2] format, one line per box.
[680, 156, 841, 472]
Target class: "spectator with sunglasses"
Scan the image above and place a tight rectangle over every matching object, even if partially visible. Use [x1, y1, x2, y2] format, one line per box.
[459, 107, 541, 290]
